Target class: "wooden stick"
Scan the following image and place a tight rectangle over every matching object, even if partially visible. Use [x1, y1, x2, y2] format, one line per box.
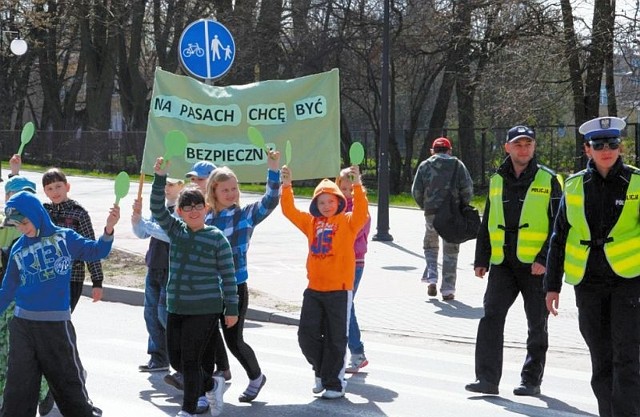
[137, 173, 145, 200]
[133, 173, 145, 214]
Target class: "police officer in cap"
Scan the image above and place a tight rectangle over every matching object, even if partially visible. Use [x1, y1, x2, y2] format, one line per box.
[545, 116, 640, 417]
[466, 125, 562, 397]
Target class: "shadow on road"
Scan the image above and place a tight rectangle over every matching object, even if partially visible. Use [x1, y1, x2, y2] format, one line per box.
[139, 372, 182, 415]
[428, 299, 484, 319]
[222, 373, 397, 416]
[469, 394, 598, 417]
[375, 240, 424, 259]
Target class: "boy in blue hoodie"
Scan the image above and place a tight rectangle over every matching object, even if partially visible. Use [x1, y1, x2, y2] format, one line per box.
[0, 191, 120, 417]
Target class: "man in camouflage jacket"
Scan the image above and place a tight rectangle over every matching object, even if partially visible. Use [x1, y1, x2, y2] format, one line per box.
[411, 137, 474, 301]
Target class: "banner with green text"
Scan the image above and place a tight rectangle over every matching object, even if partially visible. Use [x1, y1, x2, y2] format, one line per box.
[141, 68, 341, 182]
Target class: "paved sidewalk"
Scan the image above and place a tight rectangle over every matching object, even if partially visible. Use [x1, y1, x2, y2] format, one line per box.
[16, 170, 587, 354]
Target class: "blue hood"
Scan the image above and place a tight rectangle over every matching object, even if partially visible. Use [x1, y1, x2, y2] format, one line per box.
[5, 191, 57, 237]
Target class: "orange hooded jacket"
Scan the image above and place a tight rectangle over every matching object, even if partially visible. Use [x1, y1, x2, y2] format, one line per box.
[281, 178, 369, 292]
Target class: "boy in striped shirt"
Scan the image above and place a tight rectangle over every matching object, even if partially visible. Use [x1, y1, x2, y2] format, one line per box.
[151, 157, 238, 417]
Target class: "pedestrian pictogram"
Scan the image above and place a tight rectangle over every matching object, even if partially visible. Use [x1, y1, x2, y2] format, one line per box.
[178, 19, 235, 80]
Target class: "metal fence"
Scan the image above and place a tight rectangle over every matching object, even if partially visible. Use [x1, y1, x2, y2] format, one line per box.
[0, 130, 147, 176]
[351, 123, 640, 187]
[1, 124, 638, 187]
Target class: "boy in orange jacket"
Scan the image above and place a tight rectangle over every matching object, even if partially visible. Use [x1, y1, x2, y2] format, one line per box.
[280, 165, 368, 399]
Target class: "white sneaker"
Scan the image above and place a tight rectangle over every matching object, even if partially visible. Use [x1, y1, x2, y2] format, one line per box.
[322, 389, 345, 399]
[312, 376, 324, 394]
[205, 376, 225, 417]
[346, 353, 369, 373]
[175, 411, 196, 417]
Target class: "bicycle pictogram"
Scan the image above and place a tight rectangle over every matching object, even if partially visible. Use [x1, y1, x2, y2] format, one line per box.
[182, 43, 204, 58]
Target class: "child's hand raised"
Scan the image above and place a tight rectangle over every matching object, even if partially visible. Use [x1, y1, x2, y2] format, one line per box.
[131, 198, 142, 223]
[267, 149, 281, 171]
[9, 154, 21, 176]
[154, 157, 169, 176]
[105, 204, 121, 235]
[281, 165, 292, 186]
[349, 165, 362, 185]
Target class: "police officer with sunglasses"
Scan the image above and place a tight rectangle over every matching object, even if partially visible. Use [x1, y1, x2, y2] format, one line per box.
[545, 116, 640, 417]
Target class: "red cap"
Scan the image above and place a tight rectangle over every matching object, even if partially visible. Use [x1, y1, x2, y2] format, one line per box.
[432, 137, 452, 149]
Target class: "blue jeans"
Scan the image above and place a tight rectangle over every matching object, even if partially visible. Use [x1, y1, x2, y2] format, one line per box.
[348, 265, 365, 355]
[144, 267, 169, 366]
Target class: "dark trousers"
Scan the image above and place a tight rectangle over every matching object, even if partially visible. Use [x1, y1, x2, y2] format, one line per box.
[221, 283, 261, 380]
[298, 289, 351, 391]
[474, 263, 548, 386]
[1, 317, 100, 417]
[575, 280, 640, 417]
[167, 313, 217, 414]
[211, 326, 229, 373]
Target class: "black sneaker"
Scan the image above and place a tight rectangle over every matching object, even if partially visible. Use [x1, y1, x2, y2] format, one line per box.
[138, 360, 169, 372]
[38, 390, 55, 416]
[465, 380, 499, 395]
[164, 372, 184, 390]
[513, 382, 540, 396]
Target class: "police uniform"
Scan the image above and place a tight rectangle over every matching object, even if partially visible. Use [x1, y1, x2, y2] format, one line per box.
[545, 117, 640, 417]
[468, 126, 563, 396]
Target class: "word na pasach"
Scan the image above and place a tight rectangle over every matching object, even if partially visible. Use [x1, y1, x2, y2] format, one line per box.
[152, 95, 328, 126]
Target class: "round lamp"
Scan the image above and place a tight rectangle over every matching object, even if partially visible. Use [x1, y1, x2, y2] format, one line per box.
[10, 38, 27, 56]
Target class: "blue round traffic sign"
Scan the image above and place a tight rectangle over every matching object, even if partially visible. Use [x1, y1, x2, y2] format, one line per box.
[178, 19, 235, 80]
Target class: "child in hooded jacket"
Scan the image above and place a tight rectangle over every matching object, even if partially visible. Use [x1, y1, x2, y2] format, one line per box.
[0, 191, 119, 417]
[280, 164, 368, 399]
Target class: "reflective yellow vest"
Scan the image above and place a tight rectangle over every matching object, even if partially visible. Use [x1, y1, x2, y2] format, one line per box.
[564, 172, 640, 284]
[488, 167, 556, 265]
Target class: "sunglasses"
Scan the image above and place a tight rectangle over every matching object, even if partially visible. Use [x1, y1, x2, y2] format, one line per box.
[589, 139, 620, 151]
[180, 203, 205, 212]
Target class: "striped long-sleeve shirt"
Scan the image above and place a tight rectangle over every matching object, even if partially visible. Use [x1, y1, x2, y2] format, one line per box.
[150, 174, 238, 316]
[204, 168, 280, 285]
[44, 199, 104, 287]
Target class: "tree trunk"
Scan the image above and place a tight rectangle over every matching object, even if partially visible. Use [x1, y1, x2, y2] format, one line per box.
[117, 1, 150, 131]
[79, 0, 117, 130]
[421, 68, 456, 162]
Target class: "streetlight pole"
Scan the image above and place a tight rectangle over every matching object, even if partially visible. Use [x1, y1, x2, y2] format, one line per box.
[373, 0, 393, 242]
[0, 18, 27, 180]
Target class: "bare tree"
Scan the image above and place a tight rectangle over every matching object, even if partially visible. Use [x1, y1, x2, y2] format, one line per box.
[560, 0, 617, 170]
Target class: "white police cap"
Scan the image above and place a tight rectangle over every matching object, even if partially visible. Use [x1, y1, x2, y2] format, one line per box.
[578, 116, 626, 141]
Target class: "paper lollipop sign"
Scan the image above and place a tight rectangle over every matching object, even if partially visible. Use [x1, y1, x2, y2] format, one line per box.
[114, 171, 131, 206]
[248, 126, 270, 154]
[162, 130, 188, 168]
[17, 122, 35, 156]
[349, 142, 365, 165]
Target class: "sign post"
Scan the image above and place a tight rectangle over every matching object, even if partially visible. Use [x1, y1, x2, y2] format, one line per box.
[178, 19, 235, 81]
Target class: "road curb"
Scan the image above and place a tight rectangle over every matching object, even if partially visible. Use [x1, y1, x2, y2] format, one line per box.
[83, 283, 301, 326]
